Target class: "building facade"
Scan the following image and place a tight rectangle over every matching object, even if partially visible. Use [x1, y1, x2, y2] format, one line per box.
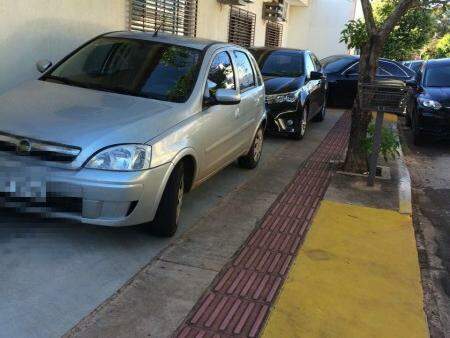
[0, 0, 358, 94]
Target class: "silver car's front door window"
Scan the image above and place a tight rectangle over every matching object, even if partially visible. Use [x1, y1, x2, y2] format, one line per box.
[200, 50, 241, 177]
[233, 50, 260, 150]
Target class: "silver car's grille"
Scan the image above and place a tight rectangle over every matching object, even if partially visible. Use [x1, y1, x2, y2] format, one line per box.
[0, 132, 80, 163]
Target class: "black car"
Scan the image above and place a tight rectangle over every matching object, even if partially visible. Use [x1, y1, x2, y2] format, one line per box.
[249, 47, 327, 140]
[407, 58, 450, 144]
[404, 60, 424, 73]
[321, 55, 416, 108]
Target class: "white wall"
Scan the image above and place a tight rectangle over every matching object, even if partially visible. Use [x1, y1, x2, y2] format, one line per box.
[0, 0, 127, 94]
[286, 0, 356, 58]
[196, 0, 275, 47]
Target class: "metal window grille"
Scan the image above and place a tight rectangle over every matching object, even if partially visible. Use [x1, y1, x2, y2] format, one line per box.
[265, 22, 283, 47]
[228, 6, 256, 47]
[129, 0, 198, 37]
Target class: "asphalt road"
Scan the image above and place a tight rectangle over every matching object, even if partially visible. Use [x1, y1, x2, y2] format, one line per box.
[0, 110, 342, 338]
[400, 123, 450, 338]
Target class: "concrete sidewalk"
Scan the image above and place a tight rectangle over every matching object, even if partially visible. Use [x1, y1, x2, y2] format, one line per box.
[175, 112, 352, 337]
[262, 116, 428, 338]
[262, 200, 427, 338]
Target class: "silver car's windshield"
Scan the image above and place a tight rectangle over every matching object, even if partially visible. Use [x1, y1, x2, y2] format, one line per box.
[42, 37, 202, 103]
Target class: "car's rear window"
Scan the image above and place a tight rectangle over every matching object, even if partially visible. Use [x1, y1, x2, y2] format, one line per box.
[43, 37, 203, 103]
[320, 56, 356, 73]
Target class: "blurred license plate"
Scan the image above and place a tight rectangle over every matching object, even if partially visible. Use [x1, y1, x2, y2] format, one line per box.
[6, 178, 47, 198]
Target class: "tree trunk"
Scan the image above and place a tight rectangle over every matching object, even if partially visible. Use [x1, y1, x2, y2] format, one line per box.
[343, 35, 384, 173]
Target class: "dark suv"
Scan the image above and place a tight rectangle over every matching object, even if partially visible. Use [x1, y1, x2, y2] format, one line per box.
[407, 58, 450, 144]
[249, 48, 327, 140]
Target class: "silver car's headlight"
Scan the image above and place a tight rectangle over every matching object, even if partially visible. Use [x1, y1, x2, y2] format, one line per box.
[418, 98, 442, 110]
[86, 144, 152, 171]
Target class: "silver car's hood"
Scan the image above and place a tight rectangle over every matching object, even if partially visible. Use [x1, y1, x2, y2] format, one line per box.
[0, 80, 181, 167]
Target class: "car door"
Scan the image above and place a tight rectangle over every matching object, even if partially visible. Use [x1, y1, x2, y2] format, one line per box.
[304, 53, 321, 116]
[200, 50, 242, 177]
[232, 50, 261, 151]
[337, 62, 359, 107]
[311, 52, 326, 112]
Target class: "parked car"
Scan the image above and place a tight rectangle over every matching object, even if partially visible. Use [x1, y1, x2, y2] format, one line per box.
[406, 57, 450, 145]
[404, 60, 424, 73]
[249, 47, 327, 140]
[0, 31, 267, 236]
[321, 55, 416, 108]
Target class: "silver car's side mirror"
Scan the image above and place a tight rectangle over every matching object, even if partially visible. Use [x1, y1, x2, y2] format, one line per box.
[214, 89, 241, 105]
[36, 59, 53, 73]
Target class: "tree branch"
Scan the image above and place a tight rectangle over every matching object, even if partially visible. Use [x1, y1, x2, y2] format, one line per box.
[360, 0, 377, 35]
[379, 0, 417, 40]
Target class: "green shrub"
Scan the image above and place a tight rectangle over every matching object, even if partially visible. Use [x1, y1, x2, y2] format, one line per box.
[362, 123, 400, 162]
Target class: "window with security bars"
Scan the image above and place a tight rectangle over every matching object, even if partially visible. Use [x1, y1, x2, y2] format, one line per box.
[228, 6, 256, 47]
[265, 22, 283, 47]
[129, 0, 198, 37]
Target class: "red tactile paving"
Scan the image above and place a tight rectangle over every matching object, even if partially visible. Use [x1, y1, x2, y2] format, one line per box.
[175, 112, 351, 338]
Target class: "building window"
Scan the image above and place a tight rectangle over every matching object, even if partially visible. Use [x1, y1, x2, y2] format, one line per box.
[228, 6, 256, 47]
[129, 0, 198, 37]
[265, 22, 283, 47]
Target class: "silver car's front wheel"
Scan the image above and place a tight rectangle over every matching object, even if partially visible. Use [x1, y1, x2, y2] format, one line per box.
[238, 125, 264, 169]
[148, 162, 184, 237]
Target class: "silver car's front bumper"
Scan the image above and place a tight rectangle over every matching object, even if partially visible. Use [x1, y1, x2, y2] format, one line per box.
[0, 155, 173, 226]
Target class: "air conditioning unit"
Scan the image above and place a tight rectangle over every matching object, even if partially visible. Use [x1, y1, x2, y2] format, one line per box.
[263, 0, 286, 22]
[218, 0, 255, 5]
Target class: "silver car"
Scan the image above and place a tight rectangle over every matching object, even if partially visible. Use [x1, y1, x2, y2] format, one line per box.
[0, 31, 266, 236]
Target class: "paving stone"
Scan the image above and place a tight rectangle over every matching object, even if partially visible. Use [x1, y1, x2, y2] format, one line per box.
[175, 112, 351, 337]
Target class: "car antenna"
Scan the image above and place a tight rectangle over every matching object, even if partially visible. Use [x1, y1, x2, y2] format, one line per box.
[153, 15, 166, 37]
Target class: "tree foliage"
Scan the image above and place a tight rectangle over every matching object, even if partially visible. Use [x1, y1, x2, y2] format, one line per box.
[423, 33, 450, 58]
[340, 0, 435, 60]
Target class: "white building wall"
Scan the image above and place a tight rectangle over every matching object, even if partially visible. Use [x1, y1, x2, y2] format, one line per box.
[0, 0, 358, 94]
[0, 0, 127, 94]
[196, 1, 271, 47]
[286, 0, 357, 58]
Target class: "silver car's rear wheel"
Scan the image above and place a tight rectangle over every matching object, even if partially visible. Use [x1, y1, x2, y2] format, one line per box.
[238, 125, 264, 169]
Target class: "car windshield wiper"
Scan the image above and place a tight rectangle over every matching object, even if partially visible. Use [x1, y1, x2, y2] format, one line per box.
[42, 75, 78, 85]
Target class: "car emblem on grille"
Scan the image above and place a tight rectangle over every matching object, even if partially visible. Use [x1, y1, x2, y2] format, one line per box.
[17, 139, 32, 154]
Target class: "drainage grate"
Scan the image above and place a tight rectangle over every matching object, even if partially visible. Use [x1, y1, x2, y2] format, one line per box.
[175, 112, 351, 338]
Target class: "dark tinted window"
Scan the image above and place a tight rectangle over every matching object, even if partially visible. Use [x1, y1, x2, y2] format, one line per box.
[410, 61, 423, 73]
[46, 37, 202, 102]
[424, 63, 450, 87]
[379, 61, 407, 77]
[248, 54, 263, 86]
[344, 61, 407, 77]
[346, 63, 359, 75]
[233, 51, 255, 91]
[321, 55, 356, 73]
[207, 52, 235, 94]
[376, 67, 390, 76]
[251, 49, 304, 78]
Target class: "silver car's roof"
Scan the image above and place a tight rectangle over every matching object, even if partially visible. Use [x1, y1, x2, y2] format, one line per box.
[104, 31, 229, 51]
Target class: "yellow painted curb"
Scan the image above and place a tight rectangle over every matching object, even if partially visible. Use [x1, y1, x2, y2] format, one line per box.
[371, 112, 399, 123]
[262, 200, 427, 338]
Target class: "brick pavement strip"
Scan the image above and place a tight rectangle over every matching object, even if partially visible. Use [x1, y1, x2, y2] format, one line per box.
[174, 112, 351, 338]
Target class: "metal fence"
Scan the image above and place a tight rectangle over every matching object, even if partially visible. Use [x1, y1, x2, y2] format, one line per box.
[359, 79, 408, 115]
